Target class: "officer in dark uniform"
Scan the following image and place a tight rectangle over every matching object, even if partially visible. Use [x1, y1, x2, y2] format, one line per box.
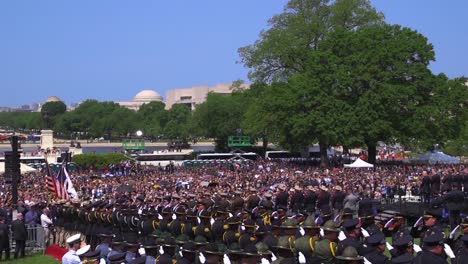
[317, 186, 331, 213]
[95, 233, 113, 261]
[178, 241, 197, 264]
[421, 173, 432, 204]
[363, 232, 389, 264]
[382, 213, 410, 243]
[431, 173, 441, 197]
[246, 188, 260, 211]
[194, 210, 213, 242]
[275, 185, 289, 211]
[182, 209, 197, 240]
[453, 234, 468, 264]
[108, 233, 125, 259]
[223, 216, 242, 247]
[304, 186, 317, 215]
[338, 218, 366, 256]
[332, 185, 346, 217]
[390, 234, 414, 264]
[238, 219, 257, 250]
[442, 185, 464, 228]
[410, 208, 444, 242]
[291, 186, 304, 213]
[412, 230, 448, 264]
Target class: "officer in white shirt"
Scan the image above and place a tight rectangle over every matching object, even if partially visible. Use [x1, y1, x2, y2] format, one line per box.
[62, 234, 82, 264]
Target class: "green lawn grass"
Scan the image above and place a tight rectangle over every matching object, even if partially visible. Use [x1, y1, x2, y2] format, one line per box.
[2, 254, 60, 264]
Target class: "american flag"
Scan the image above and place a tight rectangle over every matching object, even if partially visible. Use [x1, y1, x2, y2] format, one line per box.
[44, 158, 57, 195]
[55, 163, 71, 200]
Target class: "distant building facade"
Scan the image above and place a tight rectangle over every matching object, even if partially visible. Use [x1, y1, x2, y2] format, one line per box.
[165, 83, 249, 110]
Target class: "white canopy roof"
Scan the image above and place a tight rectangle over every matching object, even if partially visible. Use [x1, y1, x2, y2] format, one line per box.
[344, 158, 374, 168]
[0, 162, 38, 173]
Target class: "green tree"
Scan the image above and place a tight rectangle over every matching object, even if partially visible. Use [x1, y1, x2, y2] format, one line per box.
[164, 104, 191, 140]
[192, 92, 248, 151]
[137, 101, 168, 139]
[316, 24, 436, 163]
[239, 0, 383, 83]
[239, 0, 384, 166]
[41, 101, 67, 129]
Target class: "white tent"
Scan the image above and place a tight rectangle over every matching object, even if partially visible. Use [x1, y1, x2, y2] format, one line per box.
[344, 158, 374, 168]
[0, 162, 38, 173]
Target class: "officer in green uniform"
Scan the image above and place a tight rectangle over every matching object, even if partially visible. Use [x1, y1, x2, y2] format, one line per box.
[314, 220, 340, 264]
[295, 215, 320, 261]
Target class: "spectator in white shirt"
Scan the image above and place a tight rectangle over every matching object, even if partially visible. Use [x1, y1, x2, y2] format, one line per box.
[40, 208, 53, 248]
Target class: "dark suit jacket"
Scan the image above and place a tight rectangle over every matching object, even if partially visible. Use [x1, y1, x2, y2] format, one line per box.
[11, 219, 27, 241]
[0, 223, 9, 247]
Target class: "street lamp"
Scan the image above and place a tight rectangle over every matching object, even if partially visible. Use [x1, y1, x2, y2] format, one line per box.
[136, 130, 143, 137]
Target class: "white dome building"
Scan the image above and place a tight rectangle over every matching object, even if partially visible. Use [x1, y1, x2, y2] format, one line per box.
[117, 90, 164, 111]
[45, 96, 62, 103]
[133, 90, 163, 102]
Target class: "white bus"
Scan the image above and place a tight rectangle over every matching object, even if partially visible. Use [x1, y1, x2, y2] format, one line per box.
[132, 150, 193, 166]
[265, 150, 301, 159]
[197, 152, 259, 161]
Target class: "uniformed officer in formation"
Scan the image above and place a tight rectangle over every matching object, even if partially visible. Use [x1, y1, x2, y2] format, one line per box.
[55, 181, 468, 264]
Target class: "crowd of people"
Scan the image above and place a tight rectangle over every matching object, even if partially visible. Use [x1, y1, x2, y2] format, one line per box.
[0, 157, 467, 263]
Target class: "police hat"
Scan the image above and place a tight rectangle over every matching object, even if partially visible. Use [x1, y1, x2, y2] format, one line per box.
[423, 230, 444, 247]
[83, 249, 101, 260]
[76, 245, 90, 257]
[130, 256, 146, 264]
[341, 218, 360, 230]
[366, 232, 385, 246]
[181, 241, 197, 253]
[393, 234, 413, 248]
[336, 246, 363, 261]
[66, 234, 81, 245]
[322, 220, 340, 232]
[108, 252, 126, 264]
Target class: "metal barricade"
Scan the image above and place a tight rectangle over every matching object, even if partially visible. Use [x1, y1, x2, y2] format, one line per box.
[8, 224, 45, 255]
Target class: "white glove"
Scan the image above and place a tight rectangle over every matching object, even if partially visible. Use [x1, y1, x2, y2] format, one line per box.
[197, 217, 201, 224]
[172, 213, 176, 220]
[361, 228, 370, 238]
[210, 218, 215, 225]
[241, 225, 246, 231]
[298, 252, 306, 264]
[138, 247, 146, 256]
[299, 227, 305, 236]
[386, 242, 394, 251]
[449, 225, 461, 239]
[138, 209, 142, 215]
[413, 244, 422, 253]
[271, 252, 277, 262]
[444, 243, 455, 258]
[364, 257, 372, 264]
[229, 213, 233, 218]
[333, 214, 340, 223]
[223, 254, 231, 264]
[159, 246, 164, 255]
[199, 252, 206, 264]
[413, 217, 423, 228]
[99, 258, 106, 264]
[338, 231, 346, 241]
[384, 218, 394, 228]
[158, 214, 163, 220]
[320, 228, 324, 237]
[179, 250, 183, 257]
[261, 258, 270, 264]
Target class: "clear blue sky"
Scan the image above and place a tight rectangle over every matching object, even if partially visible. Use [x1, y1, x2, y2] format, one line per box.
[0, 0, 466, 107]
